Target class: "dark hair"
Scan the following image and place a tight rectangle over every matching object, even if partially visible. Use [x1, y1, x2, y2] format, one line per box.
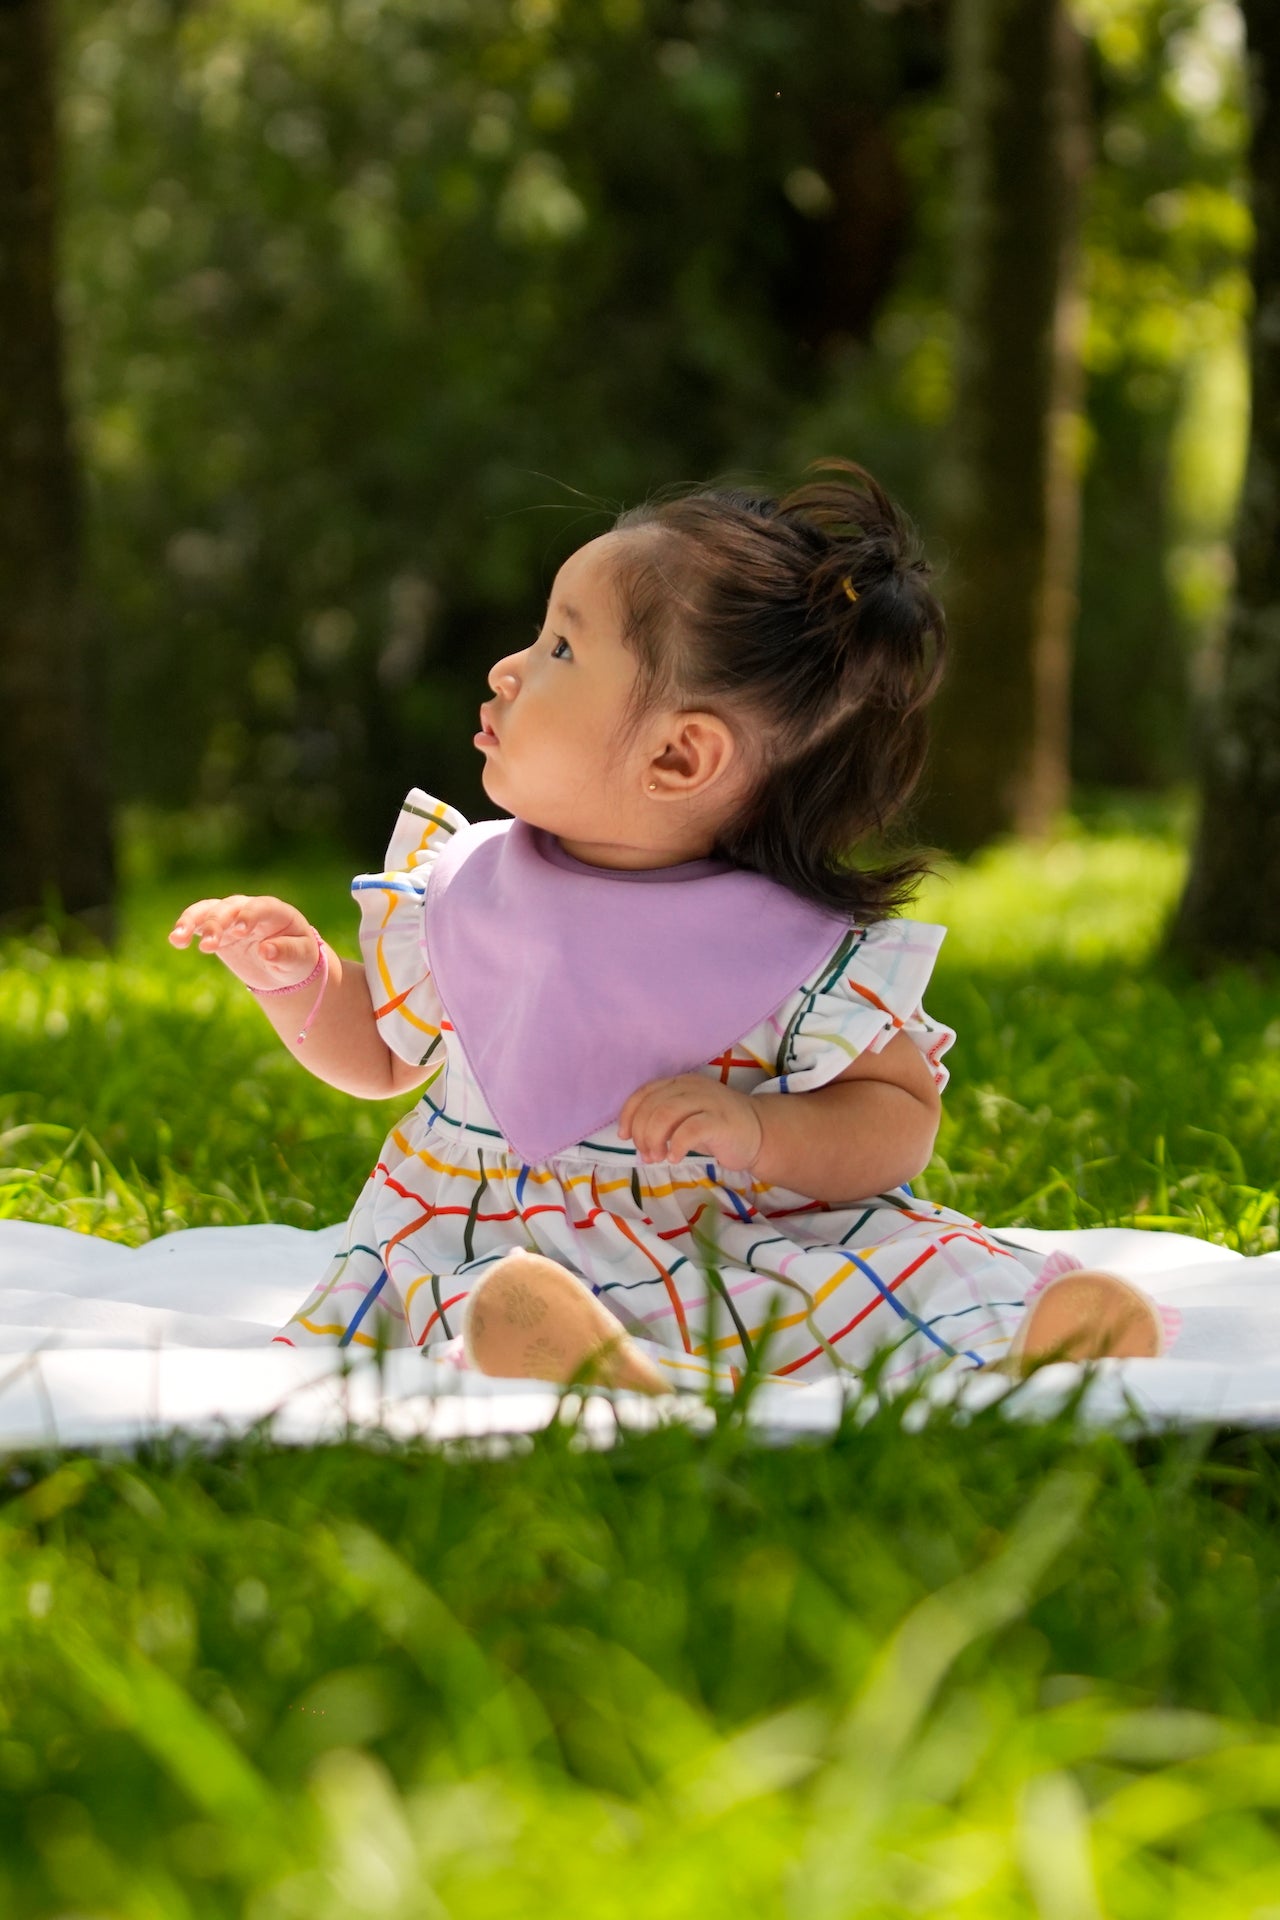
[610, 457, 947, 921]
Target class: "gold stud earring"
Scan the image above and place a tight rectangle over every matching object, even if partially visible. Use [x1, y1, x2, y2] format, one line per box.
[648, 782, 657, 791]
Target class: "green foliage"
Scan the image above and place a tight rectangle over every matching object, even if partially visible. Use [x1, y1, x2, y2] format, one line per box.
[62, 0, 940, 854]
[59, 0, 1255, 856]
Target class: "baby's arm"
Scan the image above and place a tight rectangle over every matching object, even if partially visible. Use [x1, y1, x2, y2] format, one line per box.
[169, 893, 427, 1100]
[749, 1032, 941, 1202]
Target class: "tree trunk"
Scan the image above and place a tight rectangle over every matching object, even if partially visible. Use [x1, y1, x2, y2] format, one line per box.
[0, 0, 115, 945]
[924, 0, 1088, 851]
[1171, 1, 1280, 963]
[1072, 377, 1187, 790]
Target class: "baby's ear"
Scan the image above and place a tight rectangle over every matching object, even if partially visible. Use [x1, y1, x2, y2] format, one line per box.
[662, 712, 738, 792]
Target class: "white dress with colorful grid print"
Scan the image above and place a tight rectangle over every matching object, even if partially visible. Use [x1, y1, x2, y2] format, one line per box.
[274, 790, 1048, 1387]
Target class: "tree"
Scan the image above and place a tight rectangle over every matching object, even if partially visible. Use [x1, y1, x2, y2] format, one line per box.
[924, 0, 1089, 850]
[1172, 0, 1280, 962]
[0, 0, 114, 943]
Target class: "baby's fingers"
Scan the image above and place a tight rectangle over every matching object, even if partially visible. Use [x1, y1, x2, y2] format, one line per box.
[169, 899, 232, 946]
[628, 1091, 697, 1162]
[618, 1077, 676, 1139]
[663, 1113, 712, 1161]
[196, 901, 258, 951]
[226, 896, 310, 953]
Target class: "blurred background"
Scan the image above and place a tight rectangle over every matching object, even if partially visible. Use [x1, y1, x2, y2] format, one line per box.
[0, 0, 1257, 927]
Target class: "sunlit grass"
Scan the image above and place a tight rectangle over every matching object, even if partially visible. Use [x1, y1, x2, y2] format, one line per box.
[7, 1418, 1280, 1916]
[913, 806, 1280, 1254]
[916, 805, 1190, 973]
[0, 856, 398, 1240]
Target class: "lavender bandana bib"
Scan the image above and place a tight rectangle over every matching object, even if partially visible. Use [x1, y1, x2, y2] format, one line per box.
[422, 815, 851, 1163]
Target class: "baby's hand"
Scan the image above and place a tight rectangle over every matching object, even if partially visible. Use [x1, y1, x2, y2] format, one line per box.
[618, 1074, 765, 1172]
[169, 895, 318, 993]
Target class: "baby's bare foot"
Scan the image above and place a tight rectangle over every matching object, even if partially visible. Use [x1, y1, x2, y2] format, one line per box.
[1003, 1269, 1164, 1375]
[463, 1250, 671, 1395]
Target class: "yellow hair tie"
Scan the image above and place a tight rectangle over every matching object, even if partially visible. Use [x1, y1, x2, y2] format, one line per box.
[842, 575, 859, 604]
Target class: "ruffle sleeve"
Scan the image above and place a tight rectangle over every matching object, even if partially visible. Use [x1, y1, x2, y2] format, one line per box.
[748, 919, 956, 1098]
[350, 788, 470, 1069]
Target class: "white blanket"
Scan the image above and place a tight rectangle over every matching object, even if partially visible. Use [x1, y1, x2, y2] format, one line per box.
[0, 1219, 1276, 1450]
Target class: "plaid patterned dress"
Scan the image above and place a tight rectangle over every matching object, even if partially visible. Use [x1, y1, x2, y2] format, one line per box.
[275, 790, 1045, 1389]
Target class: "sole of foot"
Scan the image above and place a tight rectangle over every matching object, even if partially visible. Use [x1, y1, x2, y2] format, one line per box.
[463, 1250, 674, 1396]
[1001, 1269, 1165, 1375]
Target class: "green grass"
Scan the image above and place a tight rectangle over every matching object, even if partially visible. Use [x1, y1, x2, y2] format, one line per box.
[5, 802, 1280, 1916]
[0, 856, 401, 1240]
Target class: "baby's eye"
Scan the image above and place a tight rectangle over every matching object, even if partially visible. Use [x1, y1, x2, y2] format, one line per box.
[550, 636, 573, 661]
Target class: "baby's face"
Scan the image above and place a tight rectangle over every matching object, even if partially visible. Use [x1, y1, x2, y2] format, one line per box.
[478, 531, 667, 862]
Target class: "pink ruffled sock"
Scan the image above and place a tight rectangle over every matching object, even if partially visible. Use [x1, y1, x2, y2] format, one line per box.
[1025, 1250, 1085, 1296]
[1158, 1304, 1183, 1348]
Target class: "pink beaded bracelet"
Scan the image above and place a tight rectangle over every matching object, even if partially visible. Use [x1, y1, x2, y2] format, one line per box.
[246, 928, 330, 1043]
